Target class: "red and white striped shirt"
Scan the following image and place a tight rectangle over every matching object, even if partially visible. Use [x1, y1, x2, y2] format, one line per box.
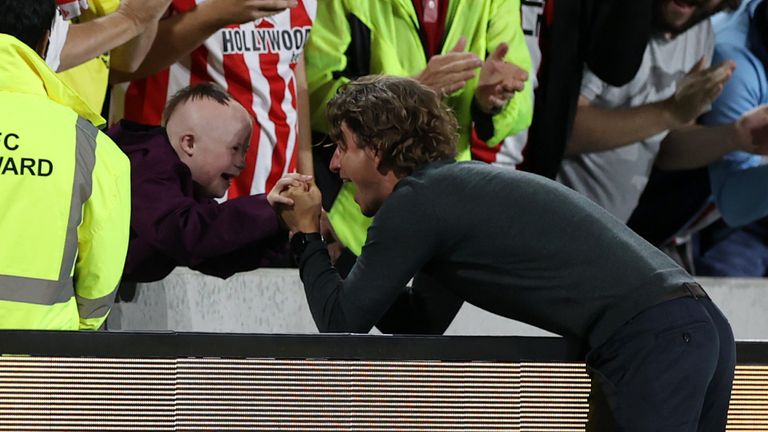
[111, 0, 316, 198]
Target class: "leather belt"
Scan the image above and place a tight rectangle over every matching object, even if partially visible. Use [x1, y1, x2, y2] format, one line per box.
[655, 282, 709, 305]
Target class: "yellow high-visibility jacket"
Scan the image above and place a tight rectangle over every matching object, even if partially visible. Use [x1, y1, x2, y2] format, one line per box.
[57, 0, 121, 113]
[305, 0, 533, 255]
[0, 34, 130, 330]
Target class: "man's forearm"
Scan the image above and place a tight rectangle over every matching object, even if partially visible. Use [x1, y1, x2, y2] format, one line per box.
[111, 2, 224, 83]
[58, 10, 144, 72]
[655, 123, 737, 170]
[109, 17, 160, 74]
[567, 98, 680, 155]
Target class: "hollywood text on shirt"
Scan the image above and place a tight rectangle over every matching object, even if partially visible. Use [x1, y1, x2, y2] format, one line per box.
[221, 25, 312, 63]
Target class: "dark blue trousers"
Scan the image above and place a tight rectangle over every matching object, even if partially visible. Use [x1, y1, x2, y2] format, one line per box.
[586, 297, 736, 431]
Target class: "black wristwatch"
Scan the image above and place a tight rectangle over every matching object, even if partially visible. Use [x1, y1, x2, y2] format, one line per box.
[290, 232, 324, 261]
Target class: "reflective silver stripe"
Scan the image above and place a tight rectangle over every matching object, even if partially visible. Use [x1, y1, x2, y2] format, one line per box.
[76, 288, 116, 319]
[0, 274, 73, 304]
[69, 117, 97, 281]
[0, 117, 96, 306]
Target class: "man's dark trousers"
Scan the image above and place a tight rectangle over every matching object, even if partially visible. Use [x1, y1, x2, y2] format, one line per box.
[586, 294, 736, 431]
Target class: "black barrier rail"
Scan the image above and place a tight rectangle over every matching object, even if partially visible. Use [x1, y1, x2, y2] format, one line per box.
[0, 331, 585, 360]
[0, 330, 766, 362]
[1, 332, 768, 431]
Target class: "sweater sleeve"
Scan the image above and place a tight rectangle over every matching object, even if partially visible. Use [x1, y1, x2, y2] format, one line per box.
[190, 230, 287, 279]
[134, 165, 286, 275]
[298, 184, 440, 333]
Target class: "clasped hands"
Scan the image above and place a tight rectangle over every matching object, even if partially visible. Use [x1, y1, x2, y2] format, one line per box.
[268, 173, 322, 233]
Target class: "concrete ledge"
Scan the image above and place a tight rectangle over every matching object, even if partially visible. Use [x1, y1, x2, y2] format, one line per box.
[111, 268, 768, 339]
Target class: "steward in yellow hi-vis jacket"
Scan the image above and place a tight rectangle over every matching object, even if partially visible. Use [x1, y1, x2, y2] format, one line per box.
[0, 13, 130, 330]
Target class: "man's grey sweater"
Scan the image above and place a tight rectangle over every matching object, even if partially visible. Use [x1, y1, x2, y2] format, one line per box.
[298, 160, 694, 348]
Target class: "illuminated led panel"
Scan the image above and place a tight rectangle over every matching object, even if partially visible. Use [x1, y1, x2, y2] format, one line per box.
[2, 358, 766, 431]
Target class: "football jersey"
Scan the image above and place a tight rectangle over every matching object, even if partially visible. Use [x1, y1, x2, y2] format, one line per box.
[112, 0, 316, 198]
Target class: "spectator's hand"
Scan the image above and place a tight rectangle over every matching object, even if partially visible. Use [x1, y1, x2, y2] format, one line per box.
[731, 105, 768, 155]
[663, 58, 735, 126]
[267, 173, 313, 207]
[118, 0, 174, 28]
[279, 183, 322, 233]
[207, 0, 298, 25]
[475, 43, 529, 114]
[415, 36, 482, 96]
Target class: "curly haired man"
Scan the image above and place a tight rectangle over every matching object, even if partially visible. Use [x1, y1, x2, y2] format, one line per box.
[280, 75, 736, 431]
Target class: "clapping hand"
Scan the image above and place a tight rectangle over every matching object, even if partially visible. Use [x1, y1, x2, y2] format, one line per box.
[474, 43, 529, 114]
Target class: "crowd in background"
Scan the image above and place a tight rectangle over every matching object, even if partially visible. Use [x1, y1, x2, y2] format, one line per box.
[2, 0, 768, 331]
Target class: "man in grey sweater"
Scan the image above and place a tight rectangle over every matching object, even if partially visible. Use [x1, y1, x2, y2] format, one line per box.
[280, 75, 735, 431]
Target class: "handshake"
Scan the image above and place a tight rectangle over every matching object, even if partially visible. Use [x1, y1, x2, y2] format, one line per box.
[267, 173, 322, 233]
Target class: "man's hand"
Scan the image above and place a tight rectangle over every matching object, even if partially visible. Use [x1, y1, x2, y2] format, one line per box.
[267, 173, 313, 207]
[207, 0, 297, 26]
[415, 36, 482, 96]
[730, 105, 768, 155]
[662, 58, 735, 127]
[279, 183, 322, 233]
[117, 0, 173, 30]
[474, 43, 529, 114]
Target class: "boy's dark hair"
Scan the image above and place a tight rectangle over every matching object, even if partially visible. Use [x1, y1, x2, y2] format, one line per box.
[163, 82, 233, 126]
[0, 0, 56, 49]
[326, 75, 458, 178]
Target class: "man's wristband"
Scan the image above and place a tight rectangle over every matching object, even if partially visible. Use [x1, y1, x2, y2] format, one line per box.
[290, 232, 324, 262]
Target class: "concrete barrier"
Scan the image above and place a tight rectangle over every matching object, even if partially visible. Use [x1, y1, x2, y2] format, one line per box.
[110, 267, 768, 339]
